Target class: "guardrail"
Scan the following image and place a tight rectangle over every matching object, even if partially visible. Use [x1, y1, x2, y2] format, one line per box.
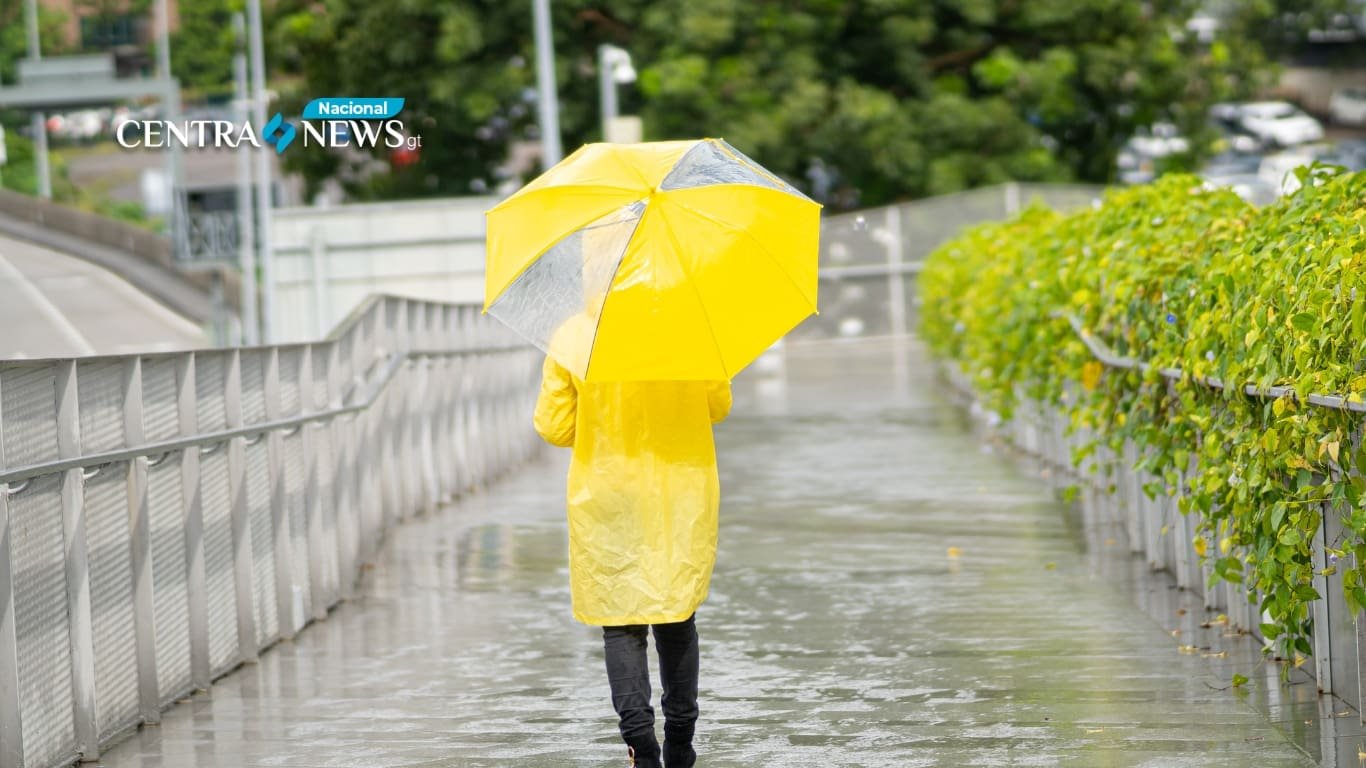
[0, 189, 170, 267]
[0, 294, 542, 768]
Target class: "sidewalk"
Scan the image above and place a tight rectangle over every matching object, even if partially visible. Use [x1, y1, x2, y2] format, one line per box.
[94, 337, 1322, 767]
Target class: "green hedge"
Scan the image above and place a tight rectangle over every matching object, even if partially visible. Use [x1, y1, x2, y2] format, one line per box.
[920, 169, 1366, 661]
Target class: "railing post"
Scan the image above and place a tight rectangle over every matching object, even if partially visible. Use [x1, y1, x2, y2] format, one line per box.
[0, 483, 20, 768]
[326, 342, 357, 602]
[225, 351, 259, 661]
[123, 358, 161, 724]
[415, 357, 438, 515]
[883, 205, 908, 344]
[175, 354, 210, 688]
[0, 367, 23, 768]
[56, 361, 99, 760]
[1313, 499, 1334, 692]
[301, 347, 329, 621]
[264, 348, 298, 638]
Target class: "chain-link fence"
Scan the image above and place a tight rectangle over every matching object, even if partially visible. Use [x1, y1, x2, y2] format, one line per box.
[0, 295, 541, 768]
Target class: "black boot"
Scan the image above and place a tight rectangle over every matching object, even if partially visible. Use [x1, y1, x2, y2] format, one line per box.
[663, 739, 697, 768]
[628, 741, 663, 768]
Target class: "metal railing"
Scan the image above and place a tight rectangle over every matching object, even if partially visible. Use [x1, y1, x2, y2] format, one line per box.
[0, 294, 542, 768]
[942, 314, 1366, 720]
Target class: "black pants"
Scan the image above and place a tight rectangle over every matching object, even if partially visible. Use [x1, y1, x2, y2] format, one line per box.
[603, 614, 699, 767]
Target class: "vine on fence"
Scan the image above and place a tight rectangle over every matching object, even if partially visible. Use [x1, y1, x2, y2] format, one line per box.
[920, 169, 1366, 662]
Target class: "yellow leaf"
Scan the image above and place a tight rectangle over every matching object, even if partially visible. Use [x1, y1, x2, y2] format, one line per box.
[1294, 654, 1308, 668]
[947, 546, 962, 559]
[1193, 537, 1208, 557]
[1327, 441, 1341, 463]
[1219, 537, 1232, 555]
[1160, 524, 1170, 536]
[1081, 360, 1103, 391]
[1045, 562, 1057, 570]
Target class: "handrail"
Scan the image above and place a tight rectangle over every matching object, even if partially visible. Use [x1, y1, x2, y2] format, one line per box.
[1064, 313, 1366, 413]
[0, 344, 529, 487]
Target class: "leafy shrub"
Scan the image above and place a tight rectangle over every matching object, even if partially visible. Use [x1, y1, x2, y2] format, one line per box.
[921, 169, 1366, 660]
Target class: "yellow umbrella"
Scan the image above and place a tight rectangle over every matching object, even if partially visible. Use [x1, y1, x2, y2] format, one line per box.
[484, 138, 820, 381]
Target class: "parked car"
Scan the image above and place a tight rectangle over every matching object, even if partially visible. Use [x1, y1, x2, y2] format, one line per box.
[1200, 173, 1280, 207]
[1201, 150, 1263, 177]
[1258, 146, 1332, 196]
[1328, 87, 1366, 126]
[1237, 101, 1325, 148]
[1116, 121, 1190, 184]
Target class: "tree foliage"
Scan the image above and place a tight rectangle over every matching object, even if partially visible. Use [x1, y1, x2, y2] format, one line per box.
[169, 0, 237, 97]
[267, 0, 1348, 205]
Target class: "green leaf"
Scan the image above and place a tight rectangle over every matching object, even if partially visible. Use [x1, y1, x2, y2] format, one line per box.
[1232, 673, 1248, 688]
[1290, 313, 1316, 332]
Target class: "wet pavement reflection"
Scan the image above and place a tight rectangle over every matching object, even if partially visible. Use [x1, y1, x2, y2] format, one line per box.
[95, 337, 1347, 767]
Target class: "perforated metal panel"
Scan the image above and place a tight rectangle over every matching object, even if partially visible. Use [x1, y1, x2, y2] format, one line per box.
[10, 475, 77, 768]
[1, 363, 58, 470]
[239, 352, 267, 425]
[246, 443, 278, 645]
[283, 433, 310, 619]
[148, 461, 192, 703]
[278, 349, 303, 418]
[194, 354, 228, 433]
[85, 462, 139, 741]
[310, 348, 331, 412]
[199, 449, 240, 675]
[76, 361, 124, 456]
[141, 358, 180, 444]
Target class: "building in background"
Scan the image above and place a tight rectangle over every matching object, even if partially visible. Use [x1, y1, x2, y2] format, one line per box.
[42, 0, 180, 76]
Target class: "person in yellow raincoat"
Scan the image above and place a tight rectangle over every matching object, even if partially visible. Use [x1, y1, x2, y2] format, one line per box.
[534, 354, 731, 768]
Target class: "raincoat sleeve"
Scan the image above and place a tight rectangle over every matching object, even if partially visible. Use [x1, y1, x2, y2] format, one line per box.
[533, 356, 577, 447]
[706, 381, 732, 424]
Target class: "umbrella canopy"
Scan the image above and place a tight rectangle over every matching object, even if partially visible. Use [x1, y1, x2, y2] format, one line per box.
[484, 138, 820, 381]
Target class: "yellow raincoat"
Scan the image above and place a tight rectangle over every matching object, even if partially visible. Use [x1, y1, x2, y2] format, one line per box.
[534, 356, 732, 626]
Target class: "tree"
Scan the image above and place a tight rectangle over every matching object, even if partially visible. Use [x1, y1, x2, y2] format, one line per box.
[0, 1, 69, 84]
[170, 0, 237, 97]
[269, 0, 1350, 207]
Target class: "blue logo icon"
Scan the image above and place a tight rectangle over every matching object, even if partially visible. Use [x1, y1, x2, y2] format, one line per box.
[262, 112, 296, 153]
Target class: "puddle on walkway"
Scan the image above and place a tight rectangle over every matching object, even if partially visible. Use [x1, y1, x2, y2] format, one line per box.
[95, 337, 1348, 767]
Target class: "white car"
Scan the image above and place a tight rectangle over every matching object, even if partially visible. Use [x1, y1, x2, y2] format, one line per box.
[1329, 87, 1366, 126]
[1237, 101, 1325, 147]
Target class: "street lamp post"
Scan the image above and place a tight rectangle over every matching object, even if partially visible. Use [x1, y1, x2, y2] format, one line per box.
[246, 0, 276, 342]
[597, 44, 636, 142]
[23, 0, 51, 199]
[532, 0, 562, 166]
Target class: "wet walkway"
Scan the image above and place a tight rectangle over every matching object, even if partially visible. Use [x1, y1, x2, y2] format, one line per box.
[95, 338, 1341, 767]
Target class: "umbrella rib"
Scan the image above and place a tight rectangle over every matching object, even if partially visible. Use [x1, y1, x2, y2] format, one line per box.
[661, 192, 818, 310]
[658, 206, 731, 380]
[582, 212, 647, 382]
[486, 197, 646, 309]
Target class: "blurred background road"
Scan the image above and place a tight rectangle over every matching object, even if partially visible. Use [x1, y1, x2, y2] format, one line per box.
[0, 231, 204, 358]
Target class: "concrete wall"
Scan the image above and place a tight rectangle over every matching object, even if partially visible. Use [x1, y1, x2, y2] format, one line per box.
[270, 196, 497, 342]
